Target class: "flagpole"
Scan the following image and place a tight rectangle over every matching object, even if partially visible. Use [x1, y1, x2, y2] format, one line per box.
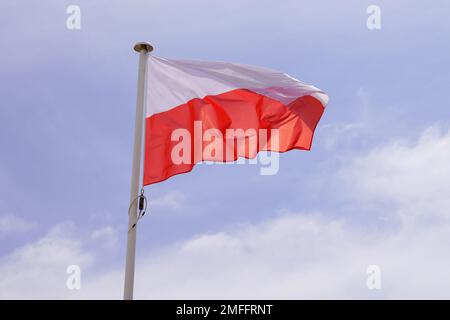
[124, 42, 153, 300]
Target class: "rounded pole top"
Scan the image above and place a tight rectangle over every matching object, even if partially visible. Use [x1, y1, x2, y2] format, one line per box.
[133, 42, 154, 53]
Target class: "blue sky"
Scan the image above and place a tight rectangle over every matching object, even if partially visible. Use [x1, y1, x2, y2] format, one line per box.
[1, 0, 450, 298]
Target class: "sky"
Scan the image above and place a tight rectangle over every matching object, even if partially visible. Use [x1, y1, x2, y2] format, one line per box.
[1, 0, 450, 299]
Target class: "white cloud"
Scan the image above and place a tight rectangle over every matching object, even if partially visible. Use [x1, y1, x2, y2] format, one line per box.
[0, 214, 37, 237]
[1, 211, 450, 299]
[90, 226, 118, 249]
[0, 223, 93, 299]
[150, 191, 186, 211]
[340, 126, 450, 224]
[84, 212, 450, 299]
[2, 126, 450, 299]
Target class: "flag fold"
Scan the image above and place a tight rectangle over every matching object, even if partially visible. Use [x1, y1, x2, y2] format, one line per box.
[143, 56, 328, 185]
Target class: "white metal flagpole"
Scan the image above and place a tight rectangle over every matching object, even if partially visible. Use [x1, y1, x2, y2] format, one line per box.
[124, 42, 153, 300]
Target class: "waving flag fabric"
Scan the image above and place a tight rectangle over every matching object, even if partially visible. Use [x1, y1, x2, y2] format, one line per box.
[143, 55, 329, 185]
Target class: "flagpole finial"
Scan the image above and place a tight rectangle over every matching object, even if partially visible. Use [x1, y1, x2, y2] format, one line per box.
[133, 42, 154, 53]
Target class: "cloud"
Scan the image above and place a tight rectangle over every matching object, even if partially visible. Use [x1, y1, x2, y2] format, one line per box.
[0, 223, 93, 299]
[90, 226, 118, 249]
[1, 209, 450, 299]
[340, 126, 450, 224]
[93, 125, 450, 299]
[0, 214, 37, 237]
[320, 87, 408, 153]
[150, 191, 186, 211]
[2, 126, 450, 299]
[78, 212, 450, 299]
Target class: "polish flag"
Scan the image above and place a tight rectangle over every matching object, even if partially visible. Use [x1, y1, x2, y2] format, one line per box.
[143, 56, 329, 185]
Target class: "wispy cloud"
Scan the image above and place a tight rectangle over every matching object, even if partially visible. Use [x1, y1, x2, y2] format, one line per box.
[1, 126, 450, 298]
[340, 126, 450, 225]
[0, 223, 93, 299]
[0, 215, 37, 237]
[90, 226, 118, 249]
[150, 191, 186, 211]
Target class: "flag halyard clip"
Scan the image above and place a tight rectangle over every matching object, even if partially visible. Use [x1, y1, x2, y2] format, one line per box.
[129, 188, 148, 231]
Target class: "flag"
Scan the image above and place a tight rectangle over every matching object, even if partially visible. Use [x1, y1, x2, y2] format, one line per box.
[143, 56, 329, 185]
